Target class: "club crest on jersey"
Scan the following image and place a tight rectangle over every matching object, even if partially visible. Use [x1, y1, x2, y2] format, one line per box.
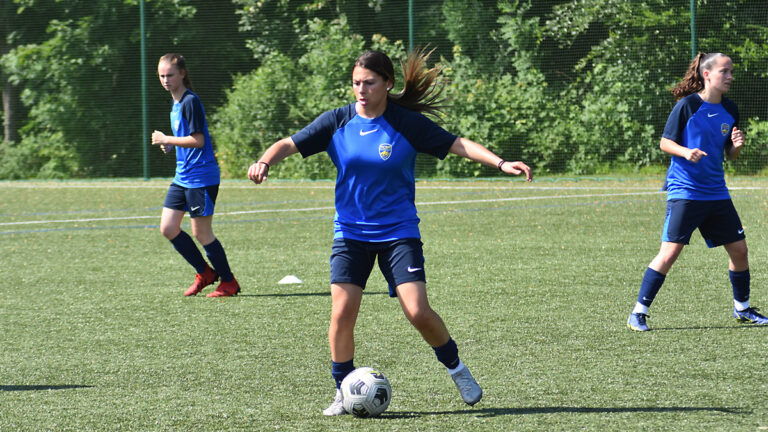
[721, 123, 730, 136]
[379, 143, 392, 161]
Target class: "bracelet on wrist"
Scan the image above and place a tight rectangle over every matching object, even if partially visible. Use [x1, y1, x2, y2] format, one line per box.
[497, 160, 506, 171]
[258, 161, 270, 169]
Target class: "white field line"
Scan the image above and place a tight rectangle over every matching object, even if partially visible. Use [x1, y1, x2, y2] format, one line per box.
[0, 190, 663, 227]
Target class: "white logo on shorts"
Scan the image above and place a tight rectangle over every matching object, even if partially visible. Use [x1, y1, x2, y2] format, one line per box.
[407, 266, 422, 273]
[190, 206, 201, 212]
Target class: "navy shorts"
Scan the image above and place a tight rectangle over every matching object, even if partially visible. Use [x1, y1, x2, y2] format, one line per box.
[662, 199, 745, 247]
[330, 238, 426, 297]
[163, 183, 219, 218]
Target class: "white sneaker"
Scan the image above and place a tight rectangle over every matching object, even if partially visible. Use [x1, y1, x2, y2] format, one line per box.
[450, 365, 482, 405]
[322, 389, 347, 416]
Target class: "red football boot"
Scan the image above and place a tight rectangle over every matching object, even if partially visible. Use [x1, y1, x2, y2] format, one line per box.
[206, 277, 241, 298]
[184, 266, 219, 296]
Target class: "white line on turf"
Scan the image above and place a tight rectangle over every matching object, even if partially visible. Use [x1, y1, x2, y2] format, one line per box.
[0, 191, 663, 226]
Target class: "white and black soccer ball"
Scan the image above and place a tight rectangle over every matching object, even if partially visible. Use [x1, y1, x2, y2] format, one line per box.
[340, 367, 392, 418]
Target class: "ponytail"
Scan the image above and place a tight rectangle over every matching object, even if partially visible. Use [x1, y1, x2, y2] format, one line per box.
[671, 52, 728, 100]
[354, 48, 446, 118]
[158, 53, 194, 91]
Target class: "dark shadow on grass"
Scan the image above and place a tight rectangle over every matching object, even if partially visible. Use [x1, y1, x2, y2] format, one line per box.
[649, 324, 767, 332]
[383, 405, 747, 419]
[237, 291, 386, 298]
[1, 385, 93, 392]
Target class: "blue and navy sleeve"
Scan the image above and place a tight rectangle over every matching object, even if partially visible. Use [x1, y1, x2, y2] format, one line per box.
[292, 104, 355, 158]
[181, 92, 207, 136]
[386, 105, 457, 159]
[662, 96, 700, 144]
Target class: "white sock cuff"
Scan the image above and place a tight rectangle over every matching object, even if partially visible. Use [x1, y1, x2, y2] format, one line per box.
[448, 360, 466, 375]
[632, 302, 649, 315]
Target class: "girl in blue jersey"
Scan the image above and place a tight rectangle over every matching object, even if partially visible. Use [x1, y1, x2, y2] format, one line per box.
[627, 53, 767, 331]
[248, 49, 532, 415]
[152, 53, 240, 298]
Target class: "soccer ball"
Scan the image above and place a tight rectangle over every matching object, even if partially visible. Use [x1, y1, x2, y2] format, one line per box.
[340, 367, 392, 418]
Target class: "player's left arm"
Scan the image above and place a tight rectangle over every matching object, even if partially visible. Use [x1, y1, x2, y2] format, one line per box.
[151, 131, 204, 148]
[725, 126, 744, 160]
[448, 137, 532, 181]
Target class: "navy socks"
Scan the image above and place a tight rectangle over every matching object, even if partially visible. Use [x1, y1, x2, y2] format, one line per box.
[169, 230, 207, 274]
[730, 269, 750, 304]
[331, 359, 355, 389]
[204, 239, 234, 282]
[637, 267, 666, 307]
[433, 338, 460, 370]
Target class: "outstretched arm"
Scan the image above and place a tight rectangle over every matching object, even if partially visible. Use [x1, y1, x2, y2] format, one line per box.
[448, 137, 532, 181]
[247, 137, 300, 184]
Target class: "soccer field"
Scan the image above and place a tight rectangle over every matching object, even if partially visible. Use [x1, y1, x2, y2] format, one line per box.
[2, 177, 767, 431]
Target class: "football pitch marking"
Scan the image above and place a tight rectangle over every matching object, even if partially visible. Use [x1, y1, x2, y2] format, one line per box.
[1, 190, 664, 228]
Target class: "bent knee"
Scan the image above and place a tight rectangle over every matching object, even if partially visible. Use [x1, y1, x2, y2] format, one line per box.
[160, 225, 180, 240]
[403, 306, 436, 328]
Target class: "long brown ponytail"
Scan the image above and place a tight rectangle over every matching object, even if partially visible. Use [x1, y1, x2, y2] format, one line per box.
[158, 53, 194, 91]
[354, 48, 446, 118]
[671, 52, 728, 100]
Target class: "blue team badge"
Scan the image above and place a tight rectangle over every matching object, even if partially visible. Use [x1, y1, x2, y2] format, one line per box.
[721, 123, 730, 136]
[379, 143, 392, 161]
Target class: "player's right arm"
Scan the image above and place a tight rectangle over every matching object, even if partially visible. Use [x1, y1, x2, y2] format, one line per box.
[248, 137, 299, 184]
[660, 137, 707, 163]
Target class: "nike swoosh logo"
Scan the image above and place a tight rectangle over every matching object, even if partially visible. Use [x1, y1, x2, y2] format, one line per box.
[190, 206, 201, 211]
[707, 113, 718, 117]
[407, 266, 422, 273]
[642, 297, 650, 301]
[738, 229, 744, 234]
[360, 129, 378, 136]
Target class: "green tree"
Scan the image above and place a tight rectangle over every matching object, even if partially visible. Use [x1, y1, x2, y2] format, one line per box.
[0, 0, 251, 179]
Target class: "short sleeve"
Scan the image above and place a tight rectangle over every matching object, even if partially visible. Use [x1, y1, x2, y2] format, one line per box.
[292, 105, 355, 158]
[662, 97, 695, 144]
[384, 104, 457, 159]
[181, 93, 207, 136]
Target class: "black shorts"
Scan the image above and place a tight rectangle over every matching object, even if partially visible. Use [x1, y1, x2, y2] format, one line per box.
[330, 238, 426, 297]
[661, 199, 745, 247]
[163, 183, 219, 218]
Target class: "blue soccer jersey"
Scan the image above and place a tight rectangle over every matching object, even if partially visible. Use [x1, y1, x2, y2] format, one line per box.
[170, 90, 220, 187]
[292, 102, 457, 241]
[662, 93, 738, 200]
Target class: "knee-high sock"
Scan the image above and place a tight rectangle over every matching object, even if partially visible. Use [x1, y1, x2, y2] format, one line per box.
[730, 269, 750, 307]
[170, 230, 207, 274]
[433, 337, 460, 370]
[331, 359, 355, 389]
[637, 267, 666, 308]
[203, 239, 234, 282]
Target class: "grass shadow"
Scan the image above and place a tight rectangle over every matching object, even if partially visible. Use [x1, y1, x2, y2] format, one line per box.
[1, 385, 93, 392]
[237, 291, 387, 298]
[649, 324, 766, 332]
[383, 405, 747, 419]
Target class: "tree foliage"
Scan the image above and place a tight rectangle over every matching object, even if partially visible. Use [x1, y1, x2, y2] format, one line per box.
[1, 0, 251, 178]
[2, 0, 767, 179]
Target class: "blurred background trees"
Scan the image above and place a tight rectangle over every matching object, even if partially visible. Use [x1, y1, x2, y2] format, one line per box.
[2, 0, 766, 179]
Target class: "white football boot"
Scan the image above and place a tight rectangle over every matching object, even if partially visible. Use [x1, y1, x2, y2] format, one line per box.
[322, 389, 347, 416]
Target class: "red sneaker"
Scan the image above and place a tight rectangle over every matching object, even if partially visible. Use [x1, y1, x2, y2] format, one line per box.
[184, 266, 219, 296]
[206, 277, 241, 298]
